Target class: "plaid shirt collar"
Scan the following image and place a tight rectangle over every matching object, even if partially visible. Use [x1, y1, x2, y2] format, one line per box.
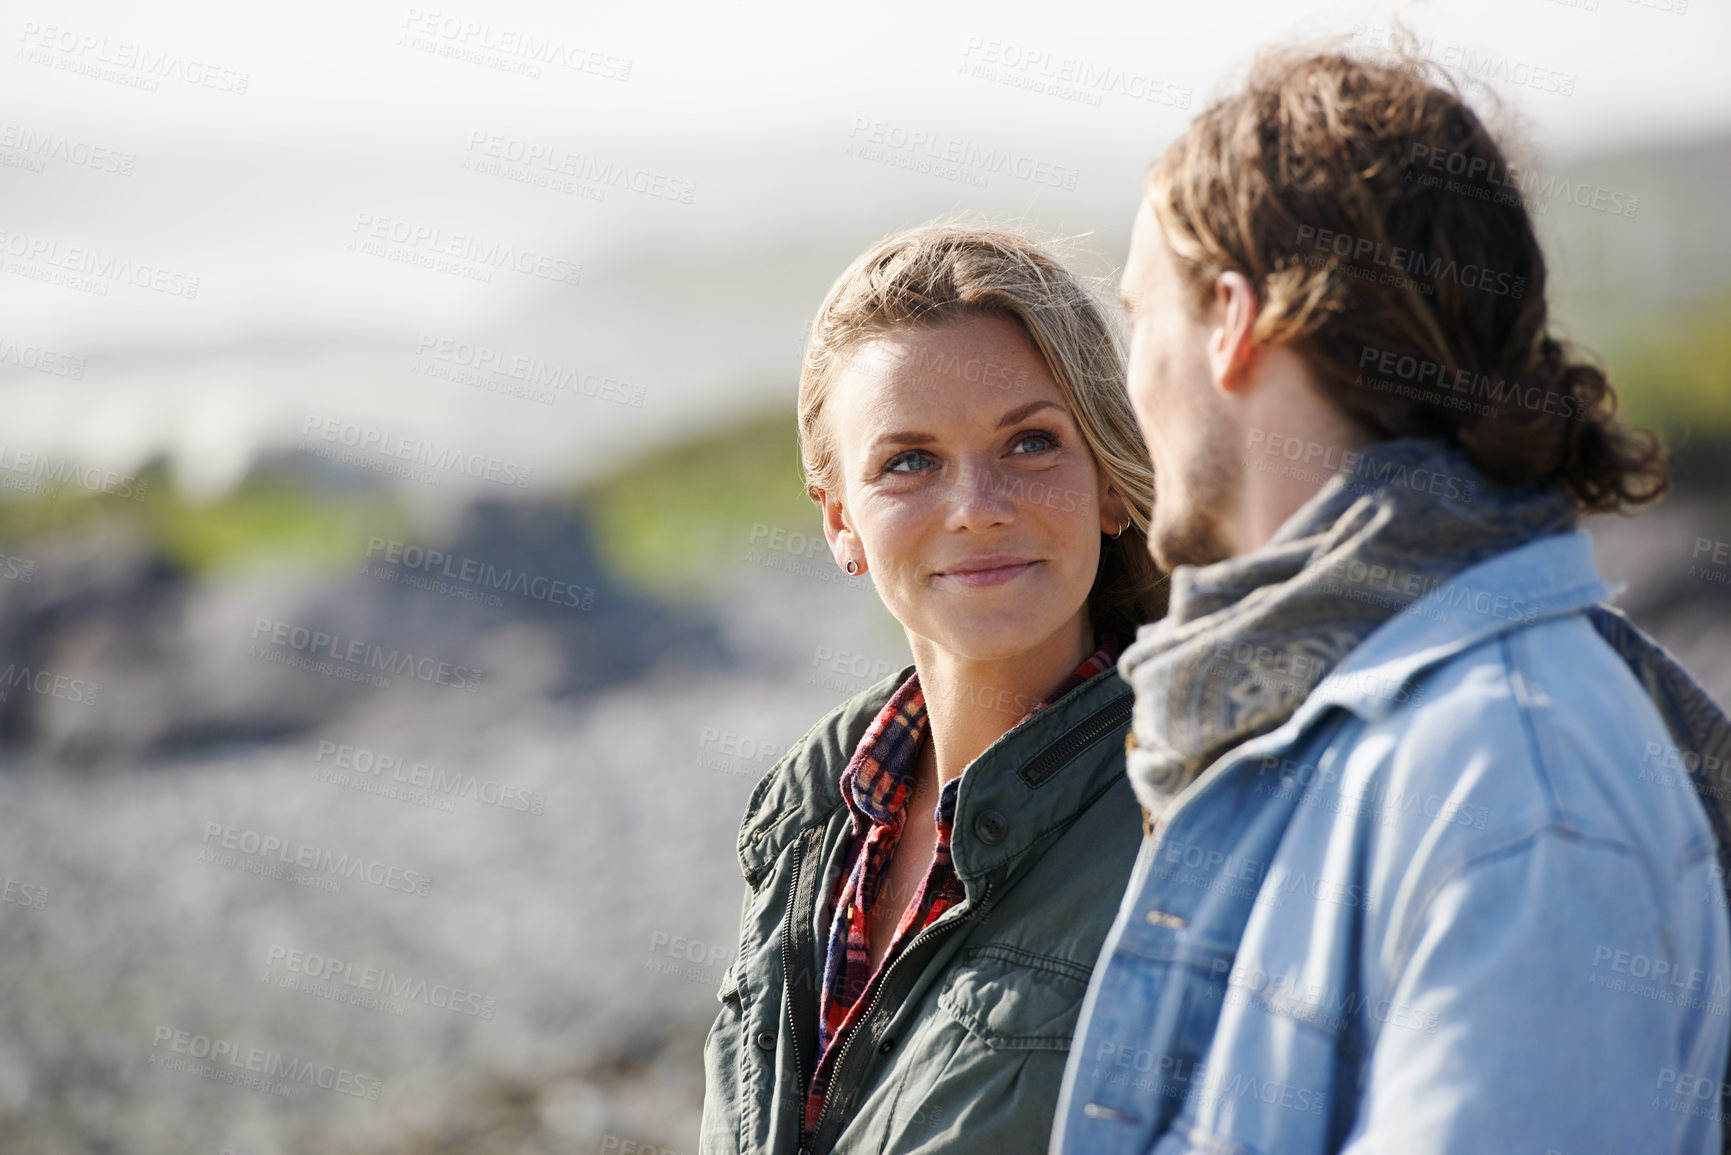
[839, 632, 1125, 836]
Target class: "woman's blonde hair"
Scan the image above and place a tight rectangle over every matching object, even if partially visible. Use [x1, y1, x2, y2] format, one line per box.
[796, 223, 1167, 639]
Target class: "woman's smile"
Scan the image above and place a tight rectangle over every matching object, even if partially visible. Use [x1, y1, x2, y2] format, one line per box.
[932, 556, 1041, 588]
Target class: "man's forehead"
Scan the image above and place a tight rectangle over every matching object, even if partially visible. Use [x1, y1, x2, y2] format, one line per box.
[1125, 208, 1173, 293]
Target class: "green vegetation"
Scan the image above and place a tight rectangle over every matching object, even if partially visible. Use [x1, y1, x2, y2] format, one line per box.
[1603, 289, 1731, 440]
[0, 461, 413, 576]
[0, 411, 822, 596]
[1, 304, 1714, 594]
[146, 475, 413, 574]
[576, 408, 822, 601]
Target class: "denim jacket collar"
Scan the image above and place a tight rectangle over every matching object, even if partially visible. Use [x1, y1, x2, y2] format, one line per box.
[1300, 528, 1608, 726]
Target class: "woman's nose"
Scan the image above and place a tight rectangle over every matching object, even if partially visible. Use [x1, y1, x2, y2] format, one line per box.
[944, 457, 1016, 530]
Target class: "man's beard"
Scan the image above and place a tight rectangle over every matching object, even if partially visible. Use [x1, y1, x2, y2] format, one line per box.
[1149, 423, 1241, 571]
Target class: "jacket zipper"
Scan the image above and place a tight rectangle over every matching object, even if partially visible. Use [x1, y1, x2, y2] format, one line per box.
[780, 829, 813, 1136]
[1019, 694, 1134, 787]
[786, 684, 1128, 1148]
[809, 882, 994, 1153]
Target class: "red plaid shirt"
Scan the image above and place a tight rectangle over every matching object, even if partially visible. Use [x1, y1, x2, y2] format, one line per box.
[802, 635, 1124, 1139]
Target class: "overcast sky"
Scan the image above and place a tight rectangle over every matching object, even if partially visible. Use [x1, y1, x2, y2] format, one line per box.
[9, 0, 1729, 151]
[3, 0, 1726, 499]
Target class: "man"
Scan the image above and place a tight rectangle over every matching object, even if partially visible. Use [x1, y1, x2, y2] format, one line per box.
[1053, 45, 1731, 1155]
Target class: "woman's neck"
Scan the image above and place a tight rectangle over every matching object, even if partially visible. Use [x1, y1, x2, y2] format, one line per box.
[909, 615, 1095, 790]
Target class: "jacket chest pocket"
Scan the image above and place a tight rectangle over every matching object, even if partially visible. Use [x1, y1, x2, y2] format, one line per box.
[854, 946, 1096, 1150]
[935, 944, 1096, 1051]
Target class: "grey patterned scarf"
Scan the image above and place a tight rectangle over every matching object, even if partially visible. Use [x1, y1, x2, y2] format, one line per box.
[1119, 437, 1731, 838]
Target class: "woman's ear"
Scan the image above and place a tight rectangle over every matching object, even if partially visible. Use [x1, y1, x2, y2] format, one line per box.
[1099, 483, 1130, 538]
[815, 487, 863, 573]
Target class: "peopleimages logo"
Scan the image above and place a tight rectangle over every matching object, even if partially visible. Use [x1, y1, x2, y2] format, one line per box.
[364, 536, 594, 611]
[314, 738, 547, 814]
[1294, 223, 1525, 300]
[1406, 143, 1640, 220]
[149, 1026, 382, 1099]
[398, 9, 632, 81]
[0, 662, 100, 707]
[1357, 343, 1588, 422]
[0, 122, 136, 175]
[0, 334, 83, 378]
[16, 23, 251, 94]
[264, 944, 497, 1018]
[958, 37, 1193, 109]
[845, 118, 1080, 190]
[413, 334, 646, 407]
[250, 616, 483, 692]
[463, 132, 694, 204]
[199, 821, 435, 896]
[300, 415, 534, 489]
[347, 211, 582, 285]
[0, 227, 200, 298]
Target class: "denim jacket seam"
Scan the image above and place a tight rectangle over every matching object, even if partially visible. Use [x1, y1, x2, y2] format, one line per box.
[1507, 624, 1682, 917]
[1379, 822, 1645, 1025]
[1498, 634, 1566, 826]
[1367, 628, 1650, 984]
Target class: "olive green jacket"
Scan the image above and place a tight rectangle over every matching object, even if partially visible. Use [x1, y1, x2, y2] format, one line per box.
[698, 662, 1142, 1154]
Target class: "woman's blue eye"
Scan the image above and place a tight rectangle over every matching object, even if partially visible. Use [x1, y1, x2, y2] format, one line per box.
[1013, 432, 1057, 454]
[885, 450, 934, 473]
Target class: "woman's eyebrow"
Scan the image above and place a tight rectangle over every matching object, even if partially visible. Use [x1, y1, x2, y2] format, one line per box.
[868, 399, 1067, 450]
[993, 399, 1065, 429]
[871, 430, 937, 448]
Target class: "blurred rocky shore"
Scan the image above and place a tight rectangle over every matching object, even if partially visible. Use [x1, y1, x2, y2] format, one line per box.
[0, 478, 1725, 1155]
[0, 478, 907, 1155]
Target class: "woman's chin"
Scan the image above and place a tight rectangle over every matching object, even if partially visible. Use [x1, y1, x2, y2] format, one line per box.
[917, 612, 1079, 665]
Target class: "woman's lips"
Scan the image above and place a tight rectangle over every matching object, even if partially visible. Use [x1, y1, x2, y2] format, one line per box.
[935, 559, 1039, 588]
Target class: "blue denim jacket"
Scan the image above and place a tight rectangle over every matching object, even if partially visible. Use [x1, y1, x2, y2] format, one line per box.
[1054, 530, 1731, 1154]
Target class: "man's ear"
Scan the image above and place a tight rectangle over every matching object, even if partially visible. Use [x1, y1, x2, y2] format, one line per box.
[1207, 270, 1260, 396]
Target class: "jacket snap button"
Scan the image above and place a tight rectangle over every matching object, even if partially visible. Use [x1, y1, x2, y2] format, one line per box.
[878, 1037, 896, 1054]
[755, 1030, 776, 1051]
[974, 809, 1009, 845]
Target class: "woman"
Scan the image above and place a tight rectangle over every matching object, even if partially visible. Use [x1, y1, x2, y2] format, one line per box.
[699, 224, 1167, 1153]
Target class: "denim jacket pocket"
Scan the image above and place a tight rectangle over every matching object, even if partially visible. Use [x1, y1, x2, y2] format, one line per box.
[1067, 935, 1238, 1145]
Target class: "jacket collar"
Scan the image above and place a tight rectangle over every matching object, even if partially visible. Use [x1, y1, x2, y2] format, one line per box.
[1142, 530, 1613, 831]
[737, 665, 911, 885]
[737, 665, 1134, 886]
[1299, 528, 1608, 726]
